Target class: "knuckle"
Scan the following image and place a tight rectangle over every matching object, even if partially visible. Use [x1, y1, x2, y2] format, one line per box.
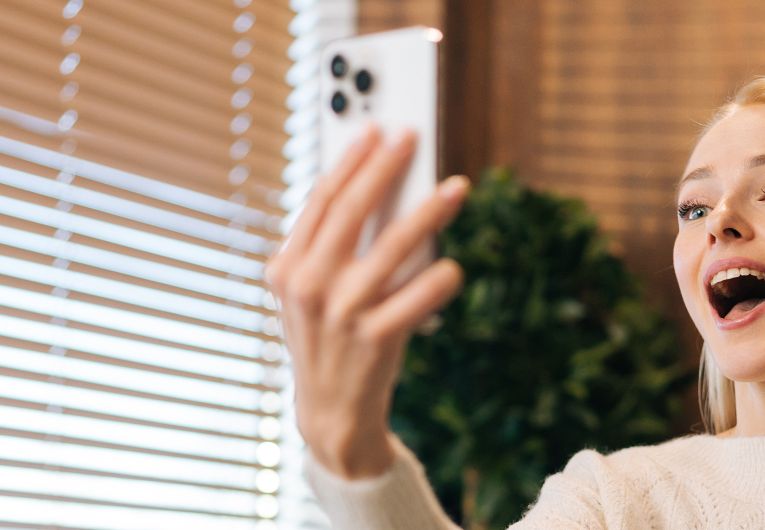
[324, 272, 360, 328]
[287, 273, 324, 309]
[324, 300, 352, 331]
[357, 317, 389, 346]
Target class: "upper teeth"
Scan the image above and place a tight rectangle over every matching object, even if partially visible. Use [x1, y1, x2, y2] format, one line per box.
[710, 267, 765, 286]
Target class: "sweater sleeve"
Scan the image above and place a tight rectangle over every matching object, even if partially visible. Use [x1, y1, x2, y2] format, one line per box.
[508, 449, 607, 530]
[303, 435, 461, 530]
[305, 442, 609, 530]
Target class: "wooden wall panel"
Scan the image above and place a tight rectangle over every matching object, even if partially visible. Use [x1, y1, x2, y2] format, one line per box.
[358, 0, 443, 33]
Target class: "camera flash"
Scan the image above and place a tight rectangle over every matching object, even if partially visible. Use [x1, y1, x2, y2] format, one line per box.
[425, 28, 443, 43]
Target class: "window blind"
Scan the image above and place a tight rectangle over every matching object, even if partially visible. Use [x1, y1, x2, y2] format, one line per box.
[277, 1, 357, 529]
[0, 0, 294, 528]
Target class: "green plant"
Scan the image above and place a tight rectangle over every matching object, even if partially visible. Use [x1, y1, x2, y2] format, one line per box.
[390, 167, 694, 530]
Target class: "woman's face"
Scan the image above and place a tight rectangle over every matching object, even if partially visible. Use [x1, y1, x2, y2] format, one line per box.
[674, 105, 765, 382]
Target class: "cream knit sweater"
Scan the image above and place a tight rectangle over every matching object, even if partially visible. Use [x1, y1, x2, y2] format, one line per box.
[304, 434, 765, 529]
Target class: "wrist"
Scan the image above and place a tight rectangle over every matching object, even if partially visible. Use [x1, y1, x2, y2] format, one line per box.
[309, 428, 396, 480]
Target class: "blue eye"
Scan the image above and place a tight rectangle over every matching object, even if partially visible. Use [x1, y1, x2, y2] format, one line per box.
[688, 206, 709, 220]
[677, 201, 710, 221]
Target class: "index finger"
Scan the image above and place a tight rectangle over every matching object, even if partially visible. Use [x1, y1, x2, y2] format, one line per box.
[277, 123, 381, 261]
[303, 129, 417, 280]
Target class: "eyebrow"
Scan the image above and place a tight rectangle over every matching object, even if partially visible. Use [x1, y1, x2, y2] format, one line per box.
[675, 153, 765, 200]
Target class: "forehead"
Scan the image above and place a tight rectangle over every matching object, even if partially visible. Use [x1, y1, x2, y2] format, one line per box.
[685, 105, 765, 173]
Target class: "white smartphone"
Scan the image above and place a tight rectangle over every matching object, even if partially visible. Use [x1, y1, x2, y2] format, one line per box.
[319, 26, 441, 293]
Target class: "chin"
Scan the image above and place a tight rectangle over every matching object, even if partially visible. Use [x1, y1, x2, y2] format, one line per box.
[705, 334, 765, 383]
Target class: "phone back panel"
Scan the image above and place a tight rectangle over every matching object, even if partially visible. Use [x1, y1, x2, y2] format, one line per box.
[319, 27, 439, 291]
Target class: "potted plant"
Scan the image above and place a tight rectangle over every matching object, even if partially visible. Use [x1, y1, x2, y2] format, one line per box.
[391, 167, 694, 530]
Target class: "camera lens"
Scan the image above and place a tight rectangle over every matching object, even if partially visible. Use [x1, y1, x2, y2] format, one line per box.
[331, 91, 348, 114]
[355, 69, 373, 93]
[331, 55, 348, 78]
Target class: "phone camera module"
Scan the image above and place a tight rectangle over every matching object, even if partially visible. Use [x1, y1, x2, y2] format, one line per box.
[355, 69, 373, 93]
[331, 55, 348, 78]
[330, 91, 348, 114]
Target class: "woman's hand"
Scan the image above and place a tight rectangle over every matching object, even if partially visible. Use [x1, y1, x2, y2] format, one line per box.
[265, 124, 470, 479]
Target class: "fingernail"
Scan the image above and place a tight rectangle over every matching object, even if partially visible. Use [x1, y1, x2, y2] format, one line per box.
[439, 175, 470, 202]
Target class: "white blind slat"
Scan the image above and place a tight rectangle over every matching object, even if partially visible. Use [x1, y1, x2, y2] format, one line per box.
[0, 345, 276, 412]
[0, 406, 263, 464]
[0, 166, 276, 248]
[0, 314, 270, 383]
[0, 194, 267, 276]
[0, 284, 266, 354]
[0, 376, 265, 438]
[0, 436, 270, 490]
[0, 497, 262, 530]
[0, 466, 258, 517]
[0, 255, 267, 329]
[0, 137, 283, 223]
[0, 225, 268, 304]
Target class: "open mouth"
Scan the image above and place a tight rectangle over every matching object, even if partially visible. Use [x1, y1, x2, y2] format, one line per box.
[708, 268, 765, 320]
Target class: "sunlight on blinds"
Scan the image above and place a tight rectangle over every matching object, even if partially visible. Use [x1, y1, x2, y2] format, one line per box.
[0, 0, 295, 528]
[277, 1, 358, 529]
[0, 143, 286, 530]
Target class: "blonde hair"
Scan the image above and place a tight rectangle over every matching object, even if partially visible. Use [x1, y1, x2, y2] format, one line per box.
[695, 76, 765, 433]
[704, 75, 765, 133]
[698, 343, 736, 433]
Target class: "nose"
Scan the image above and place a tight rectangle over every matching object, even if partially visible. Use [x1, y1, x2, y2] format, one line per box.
[705, 199, 755, 245]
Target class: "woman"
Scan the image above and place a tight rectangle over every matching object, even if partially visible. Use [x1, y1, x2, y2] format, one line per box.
[265, 78, 765, 528]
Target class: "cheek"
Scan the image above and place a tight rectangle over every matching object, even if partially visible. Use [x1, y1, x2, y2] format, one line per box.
[673, 230, 705, 321]
[672, 232, 692, 291]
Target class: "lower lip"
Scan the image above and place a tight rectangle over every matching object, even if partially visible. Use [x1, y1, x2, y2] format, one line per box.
[714, 300, 765, 330]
